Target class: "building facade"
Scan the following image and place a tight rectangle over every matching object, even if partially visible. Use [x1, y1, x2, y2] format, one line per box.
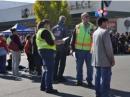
[0, 1, 130, 33]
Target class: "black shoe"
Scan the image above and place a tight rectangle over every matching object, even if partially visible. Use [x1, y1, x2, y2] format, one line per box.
[29, 71, 36, 75]
[0, 71, 8, 74]
[96, 93, 101, 97]
[58, 77, 67, 82]
[14, 77, 22, 81]
[46, 89, 58, 93]
[76, 81, 83, 86]
[40, 88, 45, 91]
[53, 76, 58, 81]
[87, 82, 94, 87]
[37, 73, 41, 76]
[53, 77, 59, 84]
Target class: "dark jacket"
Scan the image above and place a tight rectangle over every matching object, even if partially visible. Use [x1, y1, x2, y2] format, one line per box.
[52, 22, 70, 52]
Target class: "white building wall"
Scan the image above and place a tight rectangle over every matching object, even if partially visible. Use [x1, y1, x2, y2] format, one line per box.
[0, 1, 29, 10]
[0, 1, 100, 23]
[69, 1, 100, 14]
[107, 1, 130, 12]
[117, 17, 130, 34]
[1, 1, 130, 24]
[0, 4, 34, 22]
[69, 1, 130, 14]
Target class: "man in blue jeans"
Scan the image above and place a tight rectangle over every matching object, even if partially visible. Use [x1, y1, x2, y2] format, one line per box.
[36, 19, 64, 93]
[71, 12, 95, 86]
[92, 17, 115, 97]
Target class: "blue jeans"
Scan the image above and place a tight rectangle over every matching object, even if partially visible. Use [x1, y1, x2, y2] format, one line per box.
[75, 49, 93, 82]
[39, 49, 55, 90]
[12, 51, 21, 76]
[95, 67, 112, 97]
[0, 55, 6, 73]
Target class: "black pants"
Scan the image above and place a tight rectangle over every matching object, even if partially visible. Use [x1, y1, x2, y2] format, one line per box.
[27, 53, 34, 73]
[33, 53, 42, 75]
[53, 50, 67, 79]
[7, 59, 12, 70]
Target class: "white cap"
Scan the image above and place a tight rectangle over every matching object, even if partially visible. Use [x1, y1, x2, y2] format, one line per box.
[81, 12, 89, 18]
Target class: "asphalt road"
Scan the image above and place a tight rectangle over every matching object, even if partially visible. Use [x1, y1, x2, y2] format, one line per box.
[0, 54, 130, 97]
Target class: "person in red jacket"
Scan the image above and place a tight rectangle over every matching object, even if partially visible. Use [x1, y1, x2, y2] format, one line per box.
[0, 33, 8, 74]
[24, 35, 34, 74]
[8, 28, 22, 79]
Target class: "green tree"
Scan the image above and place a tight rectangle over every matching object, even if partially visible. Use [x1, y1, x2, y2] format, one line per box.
[33, 0, 71, 26]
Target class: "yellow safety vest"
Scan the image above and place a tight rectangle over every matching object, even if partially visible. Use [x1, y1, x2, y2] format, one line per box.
[75, 22, 94, 50]
[36, 28, 56, 50]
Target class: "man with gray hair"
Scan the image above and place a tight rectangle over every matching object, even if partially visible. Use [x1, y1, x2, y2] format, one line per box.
[59, 15, 66, 23]
[52, 15, 69, 83]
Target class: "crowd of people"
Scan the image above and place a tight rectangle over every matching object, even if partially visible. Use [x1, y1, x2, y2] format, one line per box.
[0, 12, 128, 97]
[110, 32, 130, 54]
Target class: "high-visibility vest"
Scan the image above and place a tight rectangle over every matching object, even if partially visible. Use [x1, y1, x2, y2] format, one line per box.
[6, 37, 11, 45]
[75, 22, 94, 51]
[36, 28, 56, 50]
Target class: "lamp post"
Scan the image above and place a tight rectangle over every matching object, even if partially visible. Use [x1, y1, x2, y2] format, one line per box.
[101, 1, 104, 17]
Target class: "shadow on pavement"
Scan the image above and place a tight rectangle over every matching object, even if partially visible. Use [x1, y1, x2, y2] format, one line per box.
[20, 74, 32, 80]
[31, 75, 41, 83]
[20, 74, 41, 83]
[65, 76, 76, 80]
[0, 72, 42, 82]
[0, 73, 21, 81]
[57, 76, 94, 89]
[62, 76, 76, 86]
[52, 91, 82, 97]
[111, 88, 130, 97]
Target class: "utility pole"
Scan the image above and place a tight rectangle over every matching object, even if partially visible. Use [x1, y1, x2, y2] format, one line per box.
[101, 1, 104, 17]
